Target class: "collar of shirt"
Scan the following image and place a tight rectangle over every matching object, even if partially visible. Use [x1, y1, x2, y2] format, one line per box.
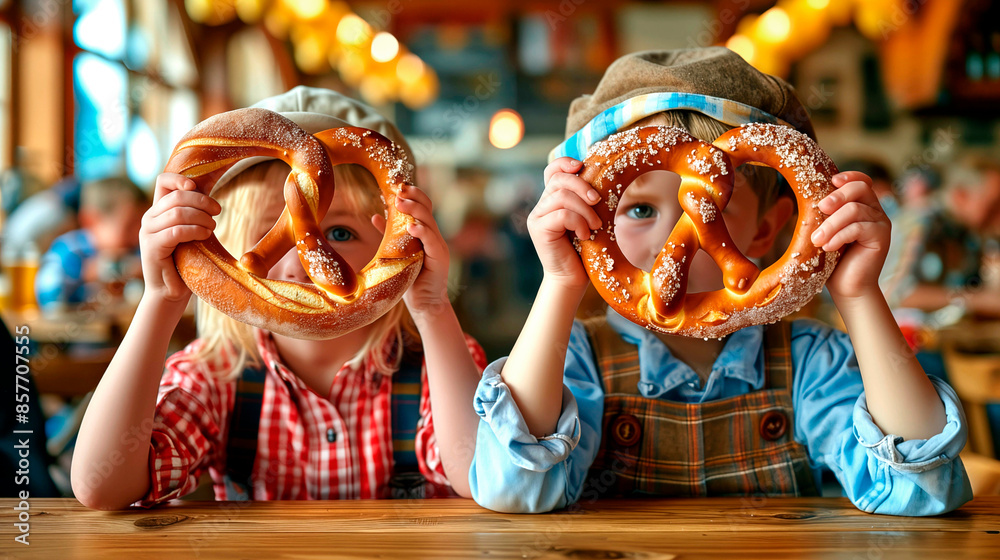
[252, 329, 387, 396]
[254, 329, 306, 390]
[604, 308, 766, 401]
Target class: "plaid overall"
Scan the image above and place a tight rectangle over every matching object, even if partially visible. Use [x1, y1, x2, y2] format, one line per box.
[583, 317, 818, 498]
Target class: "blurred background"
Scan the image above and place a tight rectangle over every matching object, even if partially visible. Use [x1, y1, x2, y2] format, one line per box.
[3, 0, 1000, 496]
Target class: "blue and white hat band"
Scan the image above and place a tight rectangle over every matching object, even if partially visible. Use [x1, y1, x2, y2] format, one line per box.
[549, 92, 790, 162]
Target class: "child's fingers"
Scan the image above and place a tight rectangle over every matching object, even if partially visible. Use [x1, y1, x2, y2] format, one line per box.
[533, 189, 602, 231]
[832, 171, 873, 188]
[144, 207, 218, 235]
[816, 222, 871, 252]
[148, 225, 215, 251]
[543, 157, 584, 185]
[811, 202, 887, 248]
[379, 188, 448, 262]
[153, 173, 198, 204]
[396, 184, 432, 213]
[545, 172, 601, 205]
[146, 189, 221, 222]
[819, 180, 881, 215]
[371, 213, 387, 235]
[407, 221, 448, 264]
[537, 209, 593, 242]
[395, 196, 433, 224]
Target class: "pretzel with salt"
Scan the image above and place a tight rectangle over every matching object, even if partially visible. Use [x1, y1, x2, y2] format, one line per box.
[576, 123, 840, 339]
[165, 108, 423, 340]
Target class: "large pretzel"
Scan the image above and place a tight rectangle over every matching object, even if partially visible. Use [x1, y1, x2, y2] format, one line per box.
[164, 108, 423, 340]
[577, 124, 840, 339]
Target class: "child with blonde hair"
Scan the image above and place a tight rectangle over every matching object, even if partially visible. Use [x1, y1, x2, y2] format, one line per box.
[72, 87, 486, 508]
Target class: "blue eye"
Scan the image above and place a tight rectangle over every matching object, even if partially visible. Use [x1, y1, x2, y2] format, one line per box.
[325, 227, 354, 242]
[625, 205, 657, 219]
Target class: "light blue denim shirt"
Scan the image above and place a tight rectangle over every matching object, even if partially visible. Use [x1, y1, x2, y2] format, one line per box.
[470, 309, 972, 515]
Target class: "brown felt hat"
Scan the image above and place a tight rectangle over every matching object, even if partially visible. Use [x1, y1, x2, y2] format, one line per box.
[565, 47, 815, 140]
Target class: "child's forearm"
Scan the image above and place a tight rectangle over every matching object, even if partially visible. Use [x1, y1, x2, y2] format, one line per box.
[501, 276, 587, 438]
[71, 295, 187, 509]
[834, 287, 947, 440]
[413, 304, 481, 498]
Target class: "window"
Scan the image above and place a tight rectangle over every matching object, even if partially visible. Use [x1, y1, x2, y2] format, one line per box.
[227, 27, 285, 108]
[0, 21, 11, 171]
[72, 0, 199, 188]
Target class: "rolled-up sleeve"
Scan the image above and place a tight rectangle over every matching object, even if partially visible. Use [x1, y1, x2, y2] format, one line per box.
[133, 391, 219, 508]
[132, 348, 232, 508]
[470, 321, 605, 513]
[790, 319, 973, 516]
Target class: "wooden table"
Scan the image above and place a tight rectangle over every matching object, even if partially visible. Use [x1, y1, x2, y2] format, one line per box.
[1, 307, 122, 345]
[2, 497, 999, 559]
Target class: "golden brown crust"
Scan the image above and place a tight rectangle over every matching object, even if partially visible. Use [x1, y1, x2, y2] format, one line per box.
[164, 108, 423, 340]
[577, 124, 840, 339]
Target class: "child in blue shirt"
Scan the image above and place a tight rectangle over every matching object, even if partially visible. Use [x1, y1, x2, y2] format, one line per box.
[469, 48, 972, 516]
[35, 177, 146, 308]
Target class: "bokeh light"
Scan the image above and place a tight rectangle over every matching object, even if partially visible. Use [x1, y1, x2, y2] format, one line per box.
[371, 32, 399, 63]
[489, 109, 525, 150]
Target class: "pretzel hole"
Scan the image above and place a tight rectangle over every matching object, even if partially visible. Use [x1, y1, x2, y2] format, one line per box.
[613, 166, 779, 296]
[232, 161, 388, 287]
[612, 170, 684, 273]
[213, 160, 291, 264]
[295, 164, 388, 286]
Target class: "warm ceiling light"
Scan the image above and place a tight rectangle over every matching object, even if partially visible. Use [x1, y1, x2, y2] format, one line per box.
[371, 32, 399, 63]
[396, 53, 425, 83]
[185, 0, 236, 25]
[400, 71, 438, 109]
[338, 50, 368, 86]
[360, 76, 393, 105]
[758, 7, 791, 43]
[489, 109, 524, 150]
[264, 3, 294, 38]
[336, 13, 370, 46]
[726, 34, 755, 63]
[294, 33, 328, 74]
[235, 0, 268, 22]
[287, 0, 327, 20]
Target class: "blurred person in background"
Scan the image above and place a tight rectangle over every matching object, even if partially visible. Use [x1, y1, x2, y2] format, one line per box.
[893, 154, 1000, 320]
[3, 177, 82, 258]
[34, 177, 147, 310]
[880, 164, 944, 309]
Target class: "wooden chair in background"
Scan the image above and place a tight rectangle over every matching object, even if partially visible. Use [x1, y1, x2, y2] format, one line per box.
[941, 329, 1000, 458]
[941, 328, 1000, 495]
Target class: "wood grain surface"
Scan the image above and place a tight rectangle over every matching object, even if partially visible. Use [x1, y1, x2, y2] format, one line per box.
[1, 497, 998, 559]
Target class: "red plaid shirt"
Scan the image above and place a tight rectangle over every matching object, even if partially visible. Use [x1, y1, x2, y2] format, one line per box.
[135, 330, 487, 506]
